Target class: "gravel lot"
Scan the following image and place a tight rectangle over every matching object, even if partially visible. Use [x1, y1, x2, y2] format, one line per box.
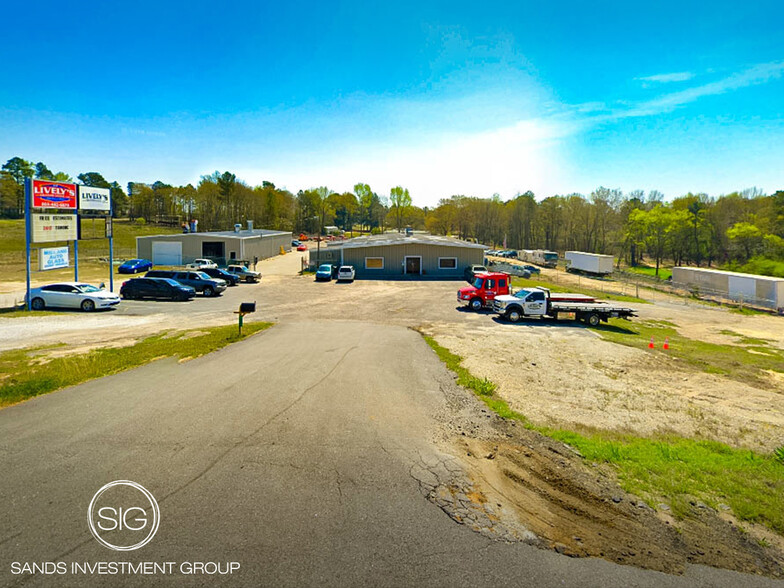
[2, 246, 783, 450]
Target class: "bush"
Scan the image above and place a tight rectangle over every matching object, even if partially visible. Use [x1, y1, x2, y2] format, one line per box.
[135, 217, 146, 226]
[370, 227, 382, 235]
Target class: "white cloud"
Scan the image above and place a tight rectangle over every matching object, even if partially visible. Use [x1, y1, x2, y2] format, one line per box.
[637, 71, 695, 84]
[602, 61, 784, 120]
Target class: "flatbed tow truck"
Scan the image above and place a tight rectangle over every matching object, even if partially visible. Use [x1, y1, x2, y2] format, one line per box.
[492, 286, 637, 326]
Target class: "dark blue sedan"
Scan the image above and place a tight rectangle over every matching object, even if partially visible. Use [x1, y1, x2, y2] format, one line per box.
[118, 259, 153, 274]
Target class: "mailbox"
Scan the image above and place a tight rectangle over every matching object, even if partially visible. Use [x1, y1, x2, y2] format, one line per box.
[239, 302, 256, 314]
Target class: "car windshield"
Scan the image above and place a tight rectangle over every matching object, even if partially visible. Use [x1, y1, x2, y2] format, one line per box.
[318, 265, 332, 271]
[76, 284, 101, 293]
[339, 267, 351, 272]
[513, 289, 532, 299]
[196, 272, 211, 279]
[124, 259, 140, 264]
[158, 278, 180, 286]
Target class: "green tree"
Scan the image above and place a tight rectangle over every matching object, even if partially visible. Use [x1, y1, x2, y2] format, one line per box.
[389, 186, 412, 232]
[35, 162, 54, 180]
[1, 157, 34, 215]
[727, 222, 764, 261]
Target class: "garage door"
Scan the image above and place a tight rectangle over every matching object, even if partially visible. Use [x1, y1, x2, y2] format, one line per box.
[152, 241, 182, 266]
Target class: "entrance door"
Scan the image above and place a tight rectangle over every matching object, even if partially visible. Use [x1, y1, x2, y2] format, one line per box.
[405, 256, 421, 274]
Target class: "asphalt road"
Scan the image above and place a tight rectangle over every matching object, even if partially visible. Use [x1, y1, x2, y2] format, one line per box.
[0, 321, 779, 587]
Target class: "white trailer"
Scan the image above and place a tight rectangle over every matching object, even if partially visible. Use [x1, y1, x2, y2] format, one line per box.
[565, 251, 614, 275]
[521, 249, 558, 268]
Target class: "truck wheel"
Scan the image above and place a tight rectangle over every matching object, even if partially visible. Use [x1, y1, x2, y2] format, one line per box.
[203, 286, 214, 297]
[469, 298, 483, 311]
[587, 313, 600, 327]
[507, 309, 522, 323]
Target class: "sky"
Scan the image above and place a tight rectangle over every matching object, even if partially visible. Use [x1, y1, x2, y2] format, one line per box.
[1, 0, 782, 206]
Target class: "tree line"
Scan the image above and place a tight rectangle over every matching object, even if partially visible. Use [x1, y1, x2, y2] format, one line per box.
[2, 156, 782, 276]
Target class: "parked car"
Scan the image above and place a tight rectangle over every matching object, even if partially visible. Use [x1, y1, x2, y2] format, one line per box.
[463, 264, 488, 283]
[225, 265, 261, 283]
[521, 264, 541, 275]
[200, 267, 240, 286]
[296, 244, 308, 251]
[146, 270, 227, 296]
[120, 278, 196, 301]
[292, 240, 301, 247]
[118, 258, 153, 274]
[26, 282, 120, 312]
[315, 264, 334, 281]
[185, 258, 218, 270]
[336, 265, 355, 282]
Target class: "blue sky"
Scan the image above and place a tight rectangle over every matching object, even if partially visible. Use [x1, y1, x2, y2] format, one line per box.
[1, 0, 782, 206]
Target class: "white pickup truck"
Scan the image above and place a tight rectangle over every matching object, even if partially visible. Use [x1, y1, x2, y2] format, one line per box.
[185, 258, 218, 270]
[492, 287, 637, 326]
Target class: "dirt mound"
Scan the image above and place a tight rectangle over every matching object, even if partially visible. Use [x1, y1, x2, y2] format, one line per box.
[450, 421, 783, 578]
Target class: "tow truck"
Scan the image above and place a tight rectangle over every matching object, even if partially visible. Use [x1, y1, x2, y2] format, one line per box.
[492, 286, 637, 326]
[457, 272, 511, 311]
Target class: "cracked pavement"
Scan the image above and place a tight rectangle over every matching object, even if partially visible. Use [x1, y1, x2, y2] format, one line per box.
[0, 320, 779, 587]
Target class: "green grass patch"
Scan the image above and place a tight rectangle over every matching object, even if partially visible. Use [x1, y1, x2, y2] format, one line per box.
[625, 265, 673, 281]
[511, 277, 649, 304]
[420, 332, 784, 536]
[0, 306, 61, 318]
[596, 319, 784, 386]
[0, 322, 273, 407]
[421, 334, 529, 424]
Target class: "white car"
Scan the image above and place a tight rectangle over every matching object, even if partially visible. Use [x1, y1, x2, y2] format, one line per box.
[26, 282, 121, 312]
[336, 265, 355, 282]
[185, 258, 218, 270]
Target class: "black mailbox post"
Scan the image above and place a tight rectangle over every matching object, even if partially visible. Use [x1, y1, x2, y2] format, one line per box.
[235, 302, 256, 335]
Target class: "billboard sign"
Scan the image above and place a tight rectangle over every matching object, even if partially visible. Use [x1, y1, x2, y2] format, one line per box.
[32, 180, 77, 209]
[32, 213, 77, 243]
[39, 246, 69, 271]
[78, 186, 111, 212]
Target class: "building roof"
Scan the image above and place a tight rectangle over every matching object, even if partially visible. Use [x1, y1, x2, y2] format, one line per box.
[138, 229, 291, 240]
[327, 233, 488, 250]
[674, 266, 784, 283]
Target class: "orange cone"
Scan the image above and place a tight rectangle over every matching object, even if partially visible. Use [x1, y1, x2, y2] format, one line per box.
[648, 337, 655, 349]
[663, 337, 670, 350]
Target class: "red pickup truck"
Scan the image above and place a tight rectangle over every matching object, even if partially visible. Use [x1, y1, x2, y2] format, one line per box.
[457, 272, 511, 311]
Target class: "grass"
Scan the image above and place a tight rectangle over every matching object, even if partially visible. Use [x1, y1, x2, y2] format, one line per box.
[420, 333, 784, 536]
[0, 306, 61, 318]
[596, 319, 784, 386]
[511, 276, 650, 304]
[0, 218, 181, 257]
[624, 265, 673, 281]
[0, 321, 273, 407]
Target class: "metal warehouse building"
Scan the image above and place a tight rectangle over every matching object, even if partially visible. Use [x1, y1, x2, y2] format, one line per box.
[310, 233, 487, 278]
[137, 224, 292, 267]
[672, 266, 784, 311]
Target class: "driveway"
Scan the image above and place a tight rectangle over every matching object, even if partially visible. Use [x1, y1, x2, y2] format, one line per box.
[0, 320, 777, 587]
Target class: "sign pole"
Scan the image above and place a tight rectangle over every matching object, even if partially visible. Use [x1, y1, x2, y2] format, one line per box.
[108, 189, 114, 292]
[24, 177, 32, 310]
[74, 238, 79, 281]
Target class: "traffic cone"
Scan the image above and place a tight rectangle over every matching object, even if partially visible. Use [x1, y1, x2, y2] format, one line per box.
[648, 337, 655, 349]
[663, 337, 670, 350]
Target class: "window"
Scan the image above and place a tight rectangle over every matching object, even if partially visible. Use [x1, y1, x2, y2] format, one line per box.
[438, 257, 457, 269]
[365, 257, 384, 269]
[529, 291, 545, 301]
[486, 279, 495, 289]
[498, 279, 506, 289]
